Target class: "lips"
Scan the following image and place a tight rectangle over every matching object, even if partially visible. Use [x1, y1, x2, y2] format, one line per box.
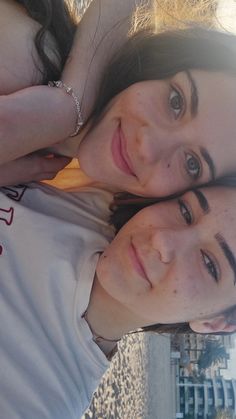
[111, 123, 135, 176]
[129, 239, 152, 288]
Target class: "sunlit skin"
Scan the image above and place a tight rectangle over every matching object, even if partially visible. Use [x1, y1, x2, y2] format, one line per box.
[89, 187, 236, 340]
[0, 0, 43, 93]
[78, 70, 236, 196]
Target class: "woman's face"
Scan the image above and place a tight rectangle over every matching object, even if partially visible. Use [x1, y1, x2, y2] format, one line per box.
[79, 70, 236, 196]
[96, 186, 236, 332]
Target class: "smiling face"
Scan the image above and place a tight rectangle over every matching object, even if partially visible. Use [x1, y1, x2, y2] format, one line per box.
[96, 186, 236, 332]
[79, 70, 236, 196]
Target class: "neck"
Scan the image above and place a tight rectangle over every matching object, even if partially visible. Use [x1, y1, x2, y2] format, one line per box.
[47, 122, 91, 159]
[85, 275, 145, 343]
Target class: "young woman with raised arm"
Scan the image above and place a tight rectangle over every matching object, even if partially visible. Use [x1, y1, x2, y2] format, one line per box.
[0, 0, 144, 184]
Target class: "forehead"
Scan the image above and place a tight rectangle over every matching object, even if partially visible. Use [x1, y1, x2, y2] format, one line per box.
[202, 186, 236, 215]
[191, 186, 236, 249]
[175, 70, 236, 126]
[127, 186, 236, 232]
[189, 70, 236, 176]
[179, 69, 236, 102]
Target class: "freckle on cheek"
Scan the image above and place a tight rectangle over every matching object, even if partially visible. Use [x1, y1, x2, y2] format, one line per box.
[188, 286, 199, 299]
[173, 289, 178, 294]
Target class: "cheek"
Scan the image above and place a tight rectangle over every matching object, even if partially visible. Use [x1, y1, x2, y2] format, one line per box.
[96, 246, 131, 301]
[96, 252, 111, 286]
[119, 99, 144, 121]
[167, 274, 218, 320]
[178, 274, 200, 299]
[145, 152, 187, 197]
[119, 89, 157, 121]
[160, 272, 202, 310]
[96, 245, 119, 283]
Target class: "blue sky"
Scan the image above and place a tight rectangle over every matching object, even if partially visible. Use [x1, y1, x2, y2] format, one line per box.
[222, 337, 236, 379]
[216, 0, 236, 32]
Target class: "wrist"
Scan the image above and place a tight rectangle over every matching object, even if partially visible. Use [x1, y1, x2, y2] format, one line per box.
[48, 81, 84, 137]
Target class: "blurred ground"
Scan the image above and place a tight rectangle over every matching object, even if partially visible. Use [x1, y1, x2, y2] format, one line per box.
[83, 333, 172, 419]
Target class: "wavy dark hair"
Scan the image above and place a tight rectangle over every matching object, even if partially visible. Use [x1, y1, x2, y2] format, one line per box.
[91, 25, 236, 122]
[110, 176, 236, 232]
[111, 176, 236, 336]
[16, 0, 77, 82]
[139, 303, 236, 337]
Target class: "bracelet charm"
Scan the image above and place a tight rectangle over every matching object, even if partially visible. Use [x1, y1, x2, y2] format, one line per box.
[48, 80, 84, 137]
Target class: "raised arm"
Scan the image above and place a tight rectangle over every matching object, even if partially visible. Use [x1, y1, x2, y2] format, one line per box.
[62, 0, 147, 120]
[0, 0, 149, 167]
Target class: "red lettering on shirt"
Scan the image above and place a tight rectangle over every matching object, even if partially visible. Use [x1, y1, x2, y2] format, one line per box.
[0, 207, 14, 225]
[2, 185, 27, 202]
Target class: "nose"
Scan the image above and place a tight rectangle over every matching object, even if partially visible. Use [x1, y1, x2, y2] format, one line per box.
[151, 228, 177, 264]
[136, 125, 161, 165]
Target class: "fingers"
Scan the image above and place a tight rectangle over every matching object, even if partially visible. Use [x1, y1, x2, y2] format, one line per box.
[27, 154, 71, 181]
[0, 154, 72, 186]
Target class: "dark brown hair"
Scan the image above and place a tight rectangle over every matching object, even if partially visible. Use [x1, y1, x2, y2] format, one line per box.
[110, 176, 236, 232]
[91, 26, 236, 122]
[139, 303, 236, 336]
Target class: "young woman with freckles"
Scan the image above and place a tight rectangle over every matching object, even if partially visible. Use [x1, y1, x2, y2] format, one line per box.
[1, 177, 236, 418]
[25, 24, 236, 197]
[93, 181, 236, 342]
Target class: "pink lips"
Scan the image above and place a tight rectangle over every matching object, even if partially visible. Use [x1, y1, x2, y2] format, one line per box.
[129, 241, 152, 288]
[111, 123, 135, 176]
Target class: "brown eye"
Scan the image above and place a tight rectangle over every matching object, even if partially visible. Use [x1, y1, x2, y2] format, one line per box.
[200, 249, 219, 283]
[169, 88, 184, 119]
[185, 152, 201, 180]
[178, 199, 193, 225]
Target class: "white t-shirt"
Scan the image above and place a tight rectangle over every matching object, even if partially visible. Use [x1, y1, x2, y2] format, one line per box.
[0, 183, 114, 418]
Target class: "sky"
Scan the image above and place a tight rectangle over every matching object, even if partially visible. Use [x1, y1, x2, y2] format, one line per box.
[222, 337, 236, 379]
[216, 0, 236, 33]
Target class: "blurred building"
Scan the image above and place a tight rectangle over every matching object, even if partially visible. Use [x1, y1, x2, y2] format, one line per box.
[172, 333, 236, 418]
[176, 376, 236, 418]
[173, 334, 234, 377]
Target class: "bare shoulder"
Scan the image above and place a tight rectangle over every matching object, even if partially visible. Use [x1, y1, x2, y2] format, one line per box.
[0, 0, 57, 93]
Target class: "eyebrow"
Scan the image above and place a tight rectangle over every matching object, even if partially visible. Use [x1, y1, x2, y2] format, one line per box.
[185, 71, 216, 182]
[191, 189, 236, 285]
[191, 189, 209, 214]
[215, 233, 236, 286]
[200, 147, 216, 181]
[185, 70, 198, 117]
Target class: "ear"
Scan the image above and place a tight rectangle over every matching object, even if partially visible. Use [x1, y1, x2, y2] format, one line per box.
[189, 315, 236, 334]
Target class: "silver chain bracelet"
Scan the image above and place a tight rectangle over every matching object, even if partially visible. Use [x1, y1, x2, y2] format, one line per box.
[48, 80, 84, 137]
